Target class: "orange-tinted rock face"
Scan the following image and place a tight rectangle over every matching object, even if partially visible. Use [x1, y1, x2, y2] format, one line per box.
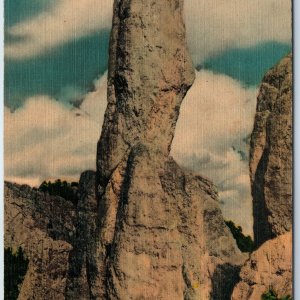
[249, 54, 292, 248]
[231, 54, 293, 300]
[232, 231, 292, 300]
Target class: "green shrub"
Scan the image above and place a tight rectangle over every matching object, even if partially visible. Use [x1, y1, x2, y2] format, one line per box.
[225, 220, 254, 252]
[261, 289, 292, 300]
[39, 179, 78, 205]
[4, 247, 29, 300]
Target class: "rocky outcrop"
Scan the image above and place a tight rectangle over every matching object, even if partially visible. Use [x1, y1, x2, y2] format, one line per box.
[4, 173, 99, 300]
[4, 182, 76, 299]
[93, 1, 246, 299]
[65, 171, 98, 299]
[5, 169, 245, 300]
[250, 53, 292, 248]
[231, 54, 293, 300]
[5, 1, 250, 299]
[95, 149, 246, 299]
[232, 231, 292, 300]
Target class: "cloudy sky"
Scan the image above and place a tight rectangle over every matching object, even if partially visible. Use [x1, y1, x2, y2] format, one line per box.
[5, 0, 292, 235]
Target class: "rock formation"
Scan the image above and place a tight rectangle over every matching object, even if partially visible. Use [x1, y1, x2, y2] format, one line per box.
[96, 0, 195, 187]
[93, 0, 246, 299]
[65, 171, 98, 299]
[231, 54, 293, 300]
[249, 53, 292, 248]
[5, 171, 246, 299]
[5, 1, 249, 299]
[4, 1, 294, 299]
[4, 182, 76, 299]
[5, 173, 99, 299]
[231, 231, 292, 300]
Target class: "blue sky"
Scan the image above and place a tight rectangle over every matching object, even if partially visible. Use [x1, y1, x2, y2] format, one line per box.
[4, 0, 291, 109]
[202, 41, 291, 86]
[5, 37, 291, 109]
[5, 0, 51, 27]
[4, 0, 292, 234]
[5, 31, 109, 109]
[5, 0, 110, 109]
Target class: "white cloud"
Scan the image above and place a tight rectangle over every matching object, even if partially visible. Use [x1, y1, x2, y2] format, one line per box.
[185, 0, 292, 63]
[5, 70, 257, 234]
[5, 0, 113, 59]
[4, 74, 107, 186]
[5, 0, 291, 62]
[171, 71, 258, 235]
[80, 72, 108, 123]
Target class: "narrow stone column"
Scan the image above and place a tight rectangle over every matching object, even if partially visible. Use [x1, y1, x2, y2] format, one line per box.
[93, 1, 246, 299]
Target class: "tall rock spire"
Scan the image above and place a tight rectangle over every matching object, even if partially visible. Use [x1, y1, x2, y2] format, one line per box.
[93, 1, 246, 299]
[96, 0, 195, 192]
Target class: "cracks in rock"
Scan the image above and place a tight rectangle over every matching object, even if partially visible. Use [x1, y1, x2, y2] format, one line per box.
[252, 136, 276, 248]
[211, 263, 241, 300]
[100, 146, 140, 296]
[181, 263, 193, 300]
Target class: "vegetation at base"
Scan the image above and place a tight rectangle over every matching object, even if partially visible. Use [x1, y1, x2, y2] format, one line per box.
[225, 220, 254, 253]
[38, 179, 79, 205]
[261, 289, 292, 300]
[4, 247, 29, 300]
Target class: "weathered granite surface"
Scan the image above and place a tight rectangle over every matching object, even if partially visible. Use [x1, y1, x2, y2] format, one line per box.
[231, 54, 293, 300]
[93, 1, 246, 299]
[4, 182, 75, 299]
[250, 53, 292, 248]
[232, 231, 292, 300]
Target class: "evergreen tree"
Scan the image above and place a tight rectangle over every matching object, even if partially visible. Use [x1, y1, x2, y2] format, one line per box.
[225, 220, 254, 252]
[4, 247, 29, 300]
